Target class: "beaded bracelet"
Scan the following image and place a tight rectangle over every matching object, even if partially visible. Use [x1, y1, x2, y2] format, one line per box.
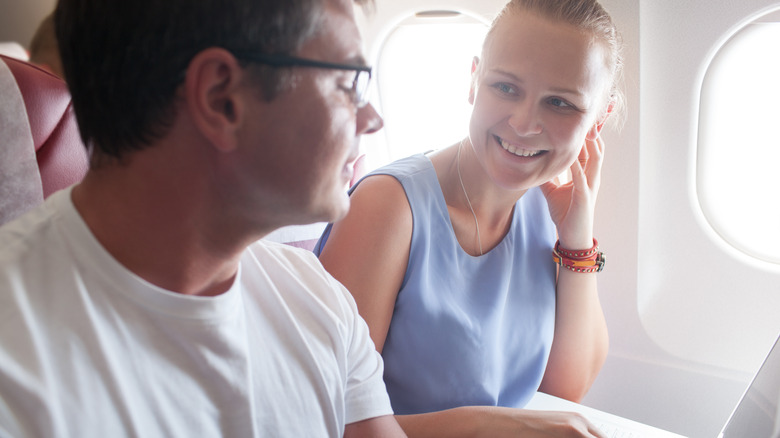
[552, 238, 605, 273]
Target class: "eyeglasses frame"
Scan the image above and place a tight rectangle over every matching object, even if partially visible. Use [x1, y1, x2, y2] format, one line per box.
[231, 52, 373, 107]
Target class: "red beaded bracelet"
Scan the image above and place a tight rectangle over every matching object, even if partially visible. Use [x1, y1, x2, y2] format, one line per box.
[552, 239, 605, 273]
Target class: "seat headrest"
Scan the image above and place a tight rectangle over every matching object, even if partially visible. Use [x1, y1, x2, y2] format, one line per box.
[0, 42, 29, 61]
[2, 55, 89, 198]
[0, 55, 88, 225]
[0, 56, 42, 225]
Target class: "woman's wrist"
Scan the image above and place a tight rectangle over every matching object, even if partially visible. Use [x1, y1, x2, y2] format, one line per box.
[556, 236, 594, 251]
[556, 223, 594, 250]
[552, 238, 605, 273]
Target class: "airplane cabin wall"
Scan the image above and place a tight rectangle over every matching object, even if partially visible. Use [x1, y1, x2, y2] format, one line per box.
[0, 0, 56, 55]
[613, 1, 780, 437]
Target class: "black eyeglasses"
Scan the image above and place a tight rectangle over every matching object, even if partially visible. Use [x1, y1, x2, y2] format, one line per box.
[232, 52, 372, 108]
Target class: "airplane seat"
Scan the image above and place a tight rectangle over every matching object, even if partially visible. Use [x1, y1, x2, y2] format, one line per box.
[0, 42, 29, 61]
[0, 54, 88, 225]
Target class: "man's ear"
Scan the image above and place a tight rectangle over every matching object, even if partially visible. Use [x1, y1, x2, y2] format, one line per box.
[468, 56, 479, 105]
[183, 48, 246, 152]
[586, 100, 615, 140]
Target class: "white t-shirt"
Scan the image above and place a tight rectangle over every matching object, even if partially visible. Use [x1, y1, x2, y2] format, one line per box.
[0, 188, 392, 437]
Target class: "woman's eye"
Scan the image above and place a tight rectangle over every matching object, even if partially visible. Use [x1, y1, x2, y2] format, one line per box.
[492, 83, 515, 95]
[549, 97, 571, 108]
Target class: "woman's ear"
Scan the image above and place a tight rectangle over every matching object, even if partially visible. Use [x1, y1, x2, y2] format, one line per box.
[183, 48, 246, 152]
[468, 56, 479, 105]
[586, 101, 615, 140]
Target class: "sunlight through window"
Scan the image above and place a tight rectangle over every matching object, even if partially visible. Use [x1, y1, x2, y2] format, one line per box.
[698, 19, 780, 265]
[369, 13, 488, 168]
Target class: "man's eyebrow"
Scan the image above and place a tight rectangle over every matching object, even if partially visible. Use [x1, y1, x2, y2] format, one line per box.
[345, 55, 369, 66]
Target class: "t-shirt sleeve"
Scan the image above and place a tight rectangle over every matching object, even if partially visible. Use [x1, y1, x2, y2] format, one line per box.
[333, 278, 394, 424]
[255, 242, 395, 426]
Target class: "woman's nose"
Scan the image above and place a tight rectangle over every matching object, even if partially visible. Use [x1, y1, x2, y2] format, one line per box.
[508, 100, 542, 136]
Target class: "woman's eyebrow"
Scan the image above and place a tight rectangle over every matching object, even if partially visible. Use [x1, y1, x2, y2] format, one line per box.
[489, 69, 583, 97]
[548, 86, 584, 97]
[489, 68, 522, 82]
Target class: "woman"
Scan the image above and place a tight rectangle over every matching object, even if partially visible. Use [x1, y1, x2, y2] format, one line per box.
[316, 0, 623, 436]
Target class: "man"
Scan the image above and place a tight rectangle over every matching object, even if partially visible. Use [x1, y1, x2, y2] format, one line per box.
[0, 0, 405, 436]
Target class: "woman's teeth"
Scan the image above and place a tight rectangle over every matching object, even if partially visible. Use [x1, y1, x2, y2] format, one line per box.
[498, 137, 542, 157]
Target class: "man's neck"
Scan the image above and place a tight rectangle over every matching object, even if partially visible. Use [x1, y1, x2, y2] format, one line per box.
[71, 152, 258, 297]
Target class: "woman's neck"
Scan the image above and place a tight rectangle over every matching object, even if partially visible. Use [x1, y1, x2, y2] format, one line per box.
[430, 140, 520, 255]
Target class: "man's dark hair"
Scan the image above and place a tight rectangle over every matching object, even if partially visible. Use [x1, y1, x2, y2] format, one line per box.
[54, 0, 365, 161]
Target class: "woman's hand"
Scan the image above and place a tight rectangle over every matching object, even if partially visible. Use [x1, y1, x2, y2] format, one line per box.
[537, 135, 609, 402]
[540, 135, 605, 249]
[397, 406, 608, 438]
[486, 408, 608, 438]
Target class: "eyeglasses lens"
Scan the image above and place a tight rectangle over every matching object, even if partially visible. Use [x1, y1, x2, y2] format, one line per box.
[355, 70, 371, 107]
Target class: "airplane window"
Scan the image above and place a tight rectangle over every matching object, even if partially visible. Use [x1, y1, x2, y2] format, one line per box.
[368, 12, 488, 169]
[698, 16, 780, 265]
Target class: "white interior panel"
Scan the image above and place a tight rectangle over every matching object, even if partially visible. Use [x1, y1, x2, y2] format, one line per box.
[638, 0, 780, 373]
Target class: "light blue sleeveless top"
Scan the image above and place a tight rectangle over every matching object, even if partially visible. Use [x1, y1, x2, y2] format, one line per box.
[316, 154, 557, 414]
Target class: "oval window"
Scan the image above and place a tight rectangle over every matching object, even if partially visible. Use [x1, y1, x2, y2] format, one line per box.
[369, 12, 488, 167]
[698, 13, 780, 265]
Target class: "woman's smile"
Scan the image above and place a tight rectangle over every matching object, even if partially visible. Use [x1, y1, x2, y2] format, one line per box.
[495, 135, 546, 158]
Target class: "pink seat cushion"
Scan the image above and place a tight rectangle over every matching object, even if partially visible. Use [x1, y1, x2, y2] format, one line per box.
[2, 55, 88, 197]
